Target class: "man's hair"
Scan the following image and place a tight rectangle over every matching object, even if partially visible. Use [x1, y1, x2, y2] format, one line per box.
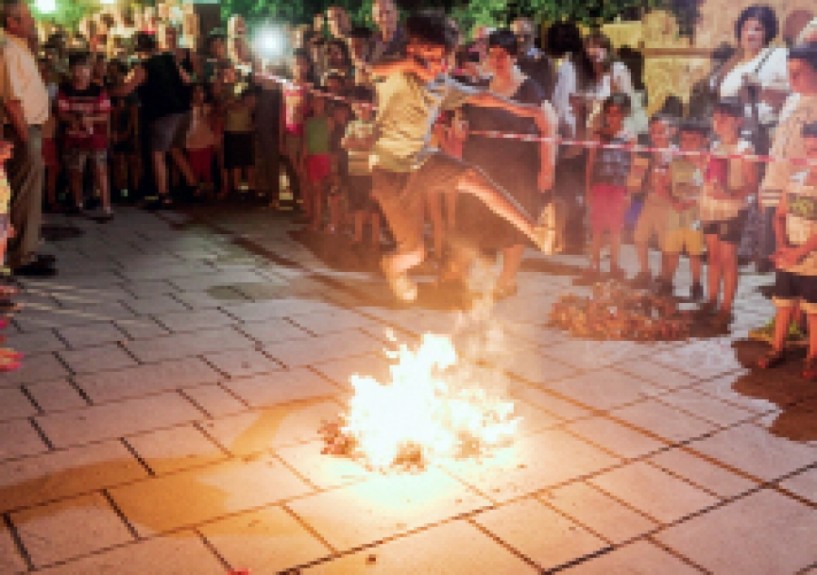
[349, 26, 372, 40]
[649, 112, 678, 127]
[487, 29, 518, 58]
[68, 50, 91, 69]
[802, 121, 817, 138]
[788, 41, 817, 71]
[603, 92, 631, 115]
[350, 84, 374, 103]
[713, 96, 745, 117]
[734, 4, 778, 45]
[405, 11, 457, 53]
[678, 117, 710, 135]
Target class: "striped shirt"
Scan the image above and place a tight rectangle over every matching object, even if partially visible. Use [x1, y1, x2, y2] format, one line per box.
[344, 119, 375, 177]
[700, 139, 752, 222]
[782, 170, 817, 276]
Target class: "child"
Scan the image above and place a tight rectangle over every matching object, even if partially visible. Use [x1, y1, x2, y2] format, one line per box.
[632, 113, 676, 288]
[756, 121, 817, 377]
[281, 49, 311, 211]
[366, 11, 551, 303]
[0, 138, 23, 370]
[109, 61, 140, 203]
[56, 51, 113, 220]
[222, 84, 257, 196]
[342, 86, 380, 247]
[301, 90, 334, 231]
[185, 83, 217, 195]
[38, 57, 60, 212]
[584, 92, 634, 279]
[700, 98, 757, 325]
[660, 118, 708, 299]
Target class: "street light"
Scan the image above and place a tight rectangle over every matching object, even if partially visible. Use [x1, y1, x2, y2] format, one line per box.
[35, 0, 56, 14]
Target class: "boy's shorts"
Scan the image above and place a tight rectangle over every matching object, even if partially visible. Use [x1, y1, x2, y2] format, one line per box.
[702, 210, 747, 244]
[774, 270, 817, 313]
[633, 195, 670, 245]
[589, 183, 627, 235]
[304, 153, 332, 183]
[372, 152, 470, 255]
[150, 112, 189, 153]
[347, 174, 373, 212]
[64, 148, 107, 172]
[663, 226, 705, 256]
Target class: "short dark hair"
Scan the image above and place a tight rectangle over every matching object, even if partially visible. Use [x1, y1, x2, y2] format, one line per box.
[802, 121, 817, 138]
[350, 84, 374, 103]
[405, 11, 457, 53]
[713, 96, 745, 117]
[68, 50, 91, 68]
[649, 112, 678, 127]
[134, 32, 157, 53]
[788, 41, 817, 71]
[679, 117, 710, 135]
[734, 4, 778, 45]
[487, 29, 518, 58]
[349, 26, 372, 40]
[603, 92, 631, 115]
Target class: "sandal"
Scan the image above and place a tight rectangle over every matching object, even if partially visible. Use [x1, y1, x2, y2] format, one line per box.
[802, 356, 817, 380]
[756, 348, 786, 369]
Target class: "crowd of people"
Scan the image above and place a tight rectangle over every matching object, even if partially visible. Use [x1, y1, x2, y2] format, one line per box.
[2, 0, 817, 375]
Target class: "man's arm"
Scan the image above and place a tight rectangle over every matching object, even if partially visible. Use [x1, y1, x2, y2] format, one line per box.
[466, 90, 548, 128]
[110, 65, 145, 98]
[367, 56, 436, 83]
[3, 99, 28, 142]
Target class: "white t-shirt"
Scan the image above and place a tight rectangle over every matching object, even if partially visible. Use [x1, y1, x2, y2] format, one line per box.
[719, 46, 789, 127]
[0, 33, 49, 126]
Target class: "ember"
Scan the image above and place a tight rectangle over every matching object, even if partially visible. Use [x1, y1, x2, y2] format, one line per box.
[549, 281, 692, 340]
[321, 331, 520, 470]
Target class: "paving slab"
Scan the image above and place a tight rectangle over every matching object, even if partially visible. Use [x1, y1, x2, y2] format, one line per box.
[32, 532, 225, 575]
[203, 348, 283, 378]
[181, 384, 248, 418]
[235, 317, 312, 345]
[263, 330, 382, 368]
[647, 448, 758, 498]
[11, 492, 133, 568]
[565, 416, 667, 459]
[610, 399, 717, 444]
[656, 489, 817, 575]
[275, 440, 370, 490]
[0, 419, 49, 461]
[0, 521, 27, 574]
[303, 520, 537, 574]
[57, 343, 138, 375]
[0, 387, 38, 421]
[559, 539, 702, 574]
[124, 425, 227, 475]
[223, 368, 341, 408]
[547, 369, 661, 411]
[473, 497, 609, 570]
[123, 327, 253, 364]
[0, 354, 70, 387]
[56, 323, 128, 350]
[779, 466, 817, 503]
[542, 482, 658, 544]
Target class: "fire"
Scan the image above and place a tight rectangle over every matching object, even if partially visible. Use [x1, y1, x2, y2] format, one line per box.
[332, 331, 520, 470]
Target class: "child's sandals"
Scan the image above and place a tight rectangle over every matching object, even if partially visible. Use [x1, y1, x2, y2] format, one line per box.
[756, 348, 786, 369]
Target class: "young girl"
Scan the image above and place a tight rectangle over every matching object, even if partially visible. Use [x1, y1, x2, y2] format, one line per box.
[223, 85, 257, 196]
[584, 92, 634, 279]
[301, 91, 334, 231]
[185, 83, 217, 195]
[700, 98, 757, 326]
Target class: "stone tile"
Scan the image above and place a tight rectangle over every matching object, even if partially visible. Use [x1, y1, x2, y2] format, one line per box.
[109, 455, 311, 536]
[0, 441, 146, 513]
[113, 317, 171, 340]
[0, 419, 48, 461]
[689, 424, 817, 481]
[36, 393, 203, 449]
[170, 288, 246, 309]
[304, 520, 536, 574]
[0, 354, 69, 386]
[589, 461, 719, 524]
[652, 339, 746, 380]
[276, 440, 370, 490]
[200, 506, 330, 573]
[223, 368, 340, 408]
[287, 468, 488, 551]
[541, 339, 642, 371]
[780, 467, 817, 503]
[11, 492, 133, 568]
[5, 329, 67, 356]
[617, 358, 700, 390]
[56, 323, 126, 350]
[124, 328, 253, 364]
[657, 489, 817, 575]
[76, 358, 221, 404]
[443, 429, 619, 503]
[33, 532, 225, 575]
[121, 279, 178, 298]
[125, 425, 227, 475]
[200, 400, 341, 455]
[547, 369, 660, 411]
[694, 372, 779, 414]
[474, 498, 608, 570]
[566, 417, 667, 459]
[204, 348, 283, 378]
[648, 449, 758, 499]
[559, 540, 702, 574]
[155, 308, 237, 333]
[57, 344, 137, 375]
[542, 482, 657, 544]
[288, 309, 383, 335]
[502, 348, 578, 385]
[0, 521, 27, 573]
[236, 318, 312, 345]
[510, 383, 593, 421]
[654, 388, 757, 427]
[121, 294, 189, 316]
[182, 384, 247, 418]
[264, 331, 381, 368]
[310, 353, 391, 389]
[0, 387, 38, 420]
[611, 399, 717, 443]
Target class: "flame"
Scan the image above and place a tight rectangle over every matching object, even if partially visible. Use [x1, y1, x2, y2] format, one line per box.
[341, 332, 520, 470]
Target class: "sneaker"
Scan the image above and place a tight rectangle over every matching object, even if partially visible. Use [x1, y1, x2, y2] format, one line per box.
[630, 272, 652, 289]
[690, 282, 704, 301]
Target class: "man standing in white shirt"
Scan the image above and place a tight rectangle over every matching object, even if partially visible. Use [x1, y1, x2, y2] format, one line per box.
[0, 0, 53, 275]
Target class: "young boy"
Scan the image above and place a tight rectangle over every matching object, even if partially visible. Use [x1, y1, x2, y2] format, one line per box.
[757, 121, 817, 378]
[342, 86, 380, 247]
[660, 118, 708, 299]
[632, 113, 676, 288]
[366, 11, 552, 302]
[56, 51, 113, 220]
[700, 97, 757, 325]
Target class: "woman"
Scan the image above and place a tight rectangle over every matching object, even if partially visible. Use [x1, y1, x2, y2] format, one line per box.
[454, 29, 557, 298]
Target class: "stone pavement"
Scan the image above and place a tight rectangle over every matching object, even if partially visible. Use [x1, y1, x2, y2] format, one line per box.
[1, 205, 816, 574]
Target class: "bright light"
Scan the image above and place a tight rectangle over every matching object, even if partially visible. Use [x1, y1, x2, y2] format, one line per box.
[100, 0, 115, 5]
[253, 24, 286, 61]
[35, 0, 56, 14]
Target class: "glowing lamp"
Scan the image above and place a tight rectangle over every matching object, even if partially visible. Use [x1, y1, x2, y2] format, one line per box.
[35, 0, 56, 14]
[253, 24, 285, 61]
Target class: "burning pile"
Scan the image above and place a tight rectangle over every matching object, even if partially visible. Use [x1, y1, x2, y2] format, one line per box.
[549, 281, 692, 340]
[321, 332, 519, 470]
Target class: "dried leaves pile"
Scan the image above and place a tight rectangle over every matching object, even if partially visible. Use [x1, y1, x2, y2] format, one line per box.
[549, 281, 692, 341]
